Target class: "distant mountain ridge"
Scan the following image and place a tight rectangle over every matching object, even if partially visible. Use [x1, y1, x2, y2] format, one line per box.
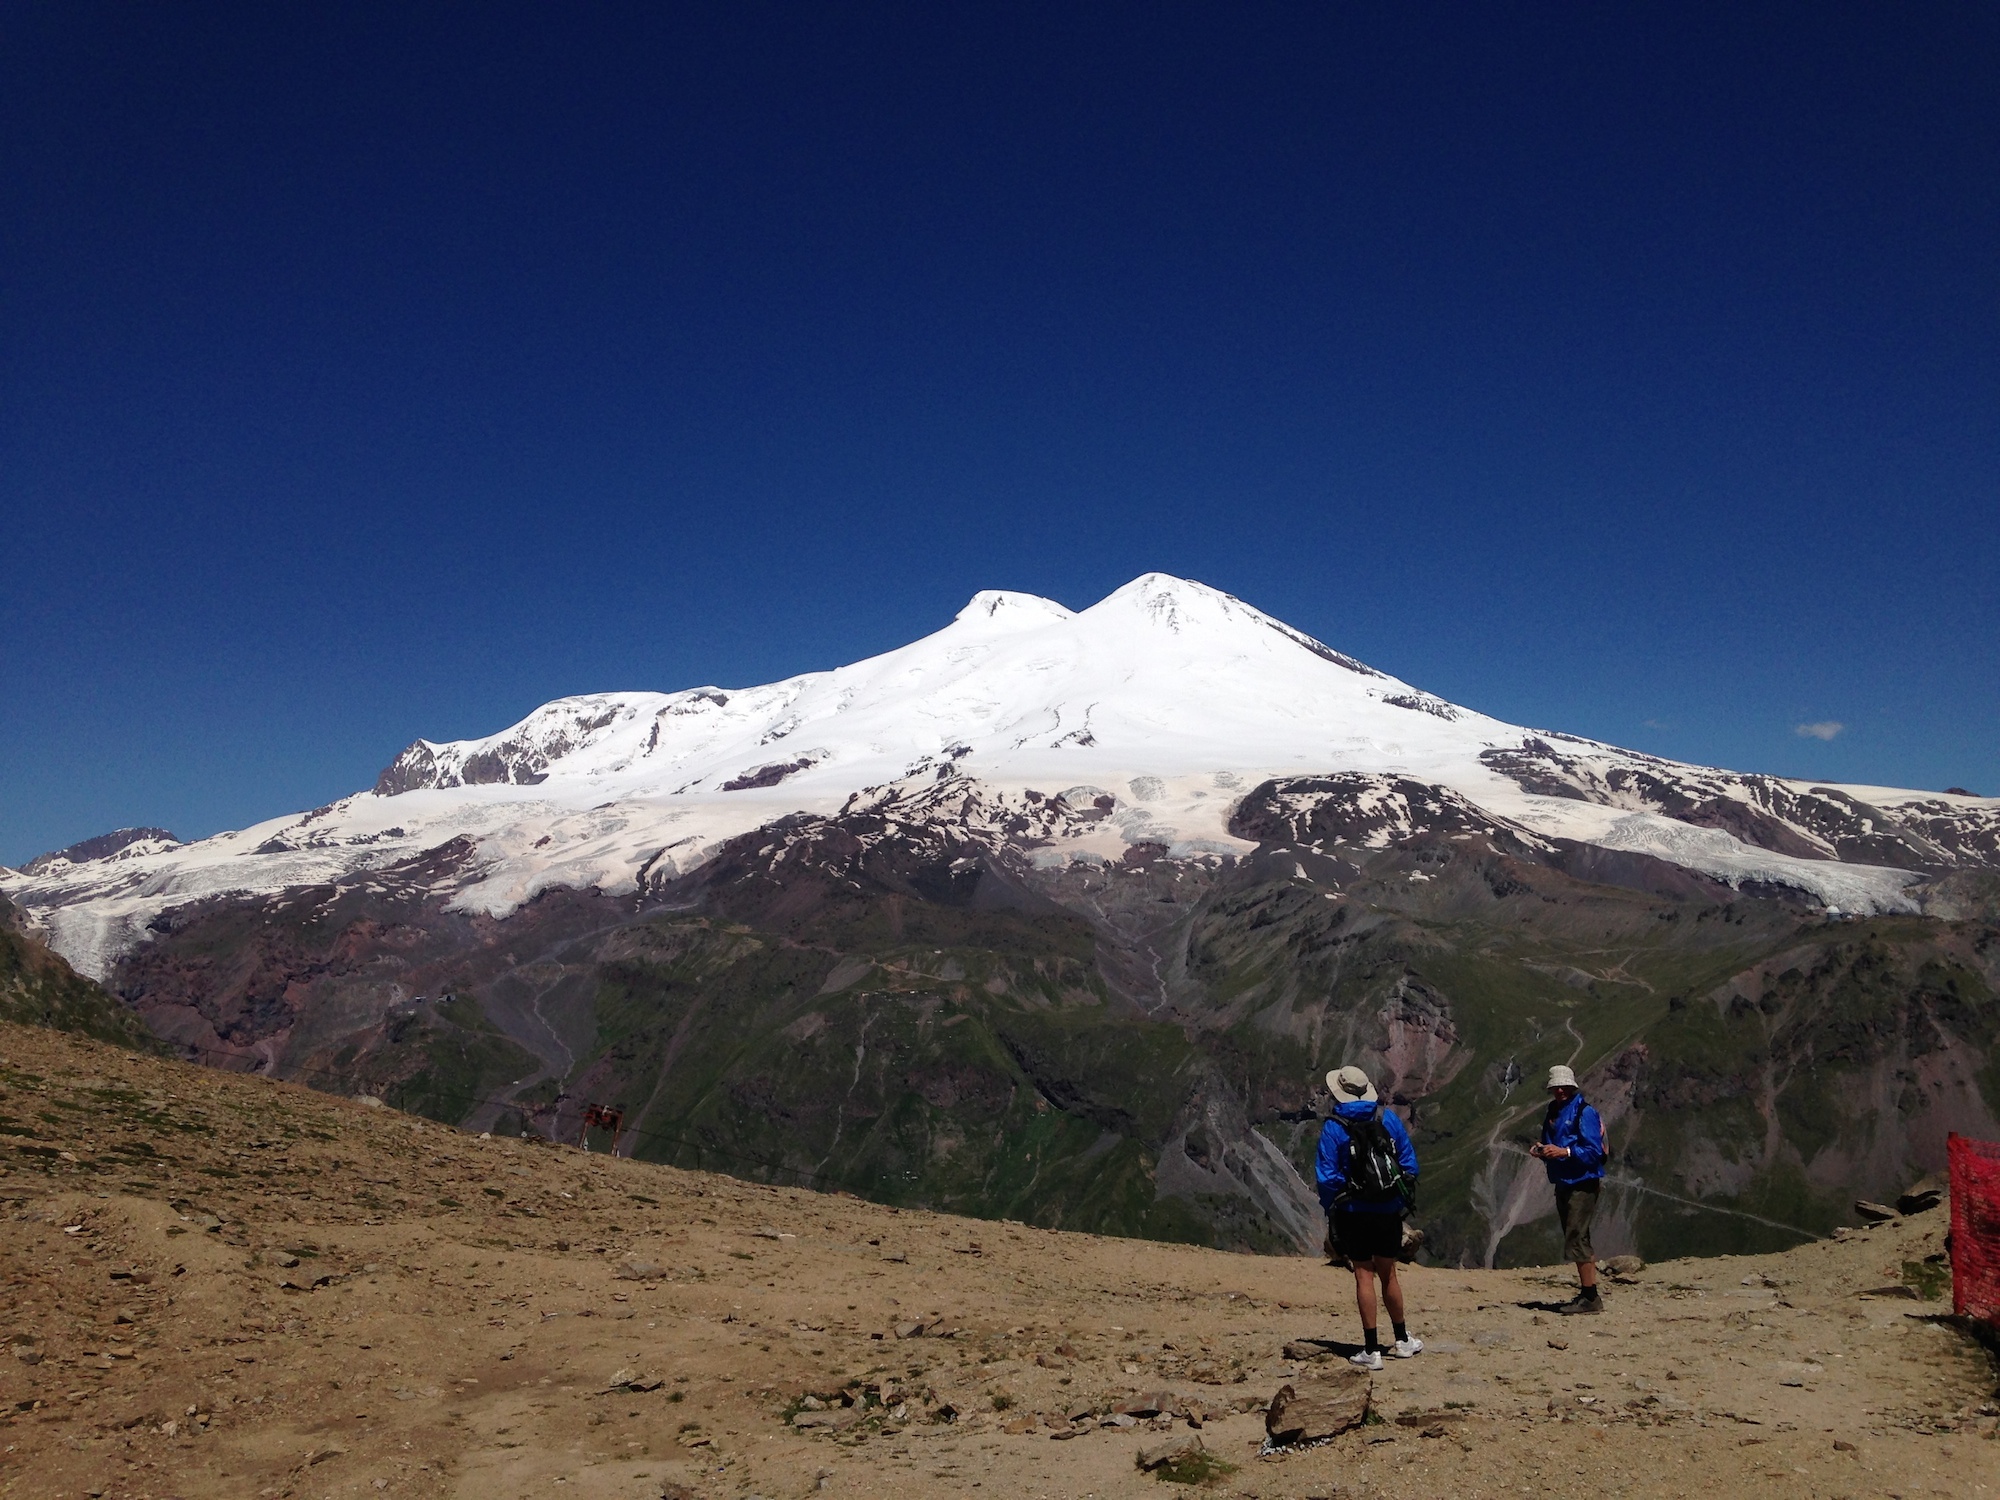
[7, 574, 1995, 980]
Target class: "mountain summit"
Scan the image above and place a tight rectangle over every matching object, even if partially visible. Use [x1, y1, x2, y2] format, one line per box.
[6, 573, 1995, 978]
[7, 574, 1998, 1267]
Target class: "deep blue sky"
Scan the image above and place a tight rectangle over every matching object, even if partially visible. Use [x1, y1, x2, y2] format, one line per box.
[3, 3, 1996, 865]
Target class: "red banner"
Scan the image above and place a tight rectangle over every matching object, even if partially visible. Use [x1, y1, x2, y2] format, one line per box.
[1949, 1133, 2000, 1328]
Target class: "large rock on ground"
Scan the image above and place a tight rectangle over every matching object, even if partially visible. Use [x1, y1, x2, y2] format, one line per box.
[1897, 1185, 1944, 1216]
[1266, 1368, 1372, 1446]
[1136, 1433, 1203, 1470]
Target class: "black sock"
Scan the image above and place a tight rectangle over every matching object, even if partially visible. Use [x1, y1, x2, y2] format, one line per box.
[1581, 1285, 1600, 1300]
[1363, 1327, 1380, 1352]
[1392, 1321, 1409, 1344]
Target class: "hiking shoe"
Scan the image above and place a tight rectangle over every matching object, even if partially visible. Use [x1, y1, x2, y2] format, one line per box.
[1348, 1348, 1383, 1371]
[1555, 1292, 1603, 1316]
[1390, 1335, 1423, 1359]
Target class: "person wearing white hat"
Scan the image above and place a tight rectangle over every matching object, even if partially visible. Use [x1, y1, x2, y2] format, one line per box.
[1314, 1065, 1421, 1369]
[1530, 1064, 1608, 1314]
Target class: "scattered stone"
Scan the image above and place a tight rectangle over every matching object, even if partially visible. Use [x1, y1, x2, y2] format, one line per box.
[1396, 1410, 1464, 1428]
[1115, 1391, 1178, 1418]
[1856, 1285, 1920, 1300]
[1547, 1339, 1569, 1351]
[613, 1258, 664, 1281]
[1853, 1201, 1897, 1224]
[880, 1251, 908, 1264]
[1601, 1255, 1644, 1277]
[1136, 1433, 1203, 1470]
[1001, 1415, 1036, 1434]
[1897, 1187, 1944, 1216]
[1282, 1339, 1340, 1363]
[1100, 1413, 1138, 1429]
[1833, 1440, 1858, 1453]
[1035, 1351, 1069, 1369]
[1266, 1369, 1371, 1446]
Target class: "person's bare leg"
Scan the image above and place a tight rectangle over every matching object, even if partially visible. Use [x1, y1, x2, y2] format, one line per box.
[1578, 1259, 1597, 1290]
[1353, 1263, 1378, 1333]
[1376, 1258, 1406, 1325]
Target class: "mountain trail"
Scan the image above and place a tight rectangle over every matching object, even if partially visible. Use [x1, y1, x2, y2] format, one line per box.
[2, 1021, 1993, 1500]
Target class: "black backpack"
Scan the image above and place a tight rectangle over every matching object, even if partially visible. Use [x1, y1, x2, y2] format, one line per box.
[1341, 1110, 1414, 1209]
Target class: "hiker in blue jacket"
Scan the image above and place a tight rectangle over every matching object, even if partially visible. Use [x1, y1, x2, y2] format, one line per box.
[1315, 1065, 1421, 1369]
[1531, 1064, 1609, 1314]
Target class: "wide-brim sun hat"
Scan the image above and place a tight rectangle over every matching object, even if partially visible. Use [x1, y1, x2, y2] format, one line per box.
[1326, 1065, 1378, 1104]
[1547, 1065, 1578, 1090]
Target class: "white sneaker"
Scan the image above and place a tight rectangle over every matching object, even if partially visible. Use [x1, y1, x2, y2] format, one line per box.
[1348, 1348, 1383, 1371]
[1390, 1336, 1423, 1359]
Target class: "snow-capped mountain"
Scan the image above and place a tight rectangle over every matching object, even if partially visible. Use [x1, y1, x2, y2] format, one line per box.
[8, 573, 1995, 977]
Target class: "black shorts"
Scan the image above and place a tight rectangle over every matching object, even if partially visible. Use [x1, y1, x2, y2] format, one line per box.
[1331, 1209, 1404, 1263]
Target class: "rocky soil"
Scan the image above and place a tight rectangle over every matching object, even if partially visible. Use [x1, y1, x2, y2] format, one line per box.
[2, 1020, 1995, 1500]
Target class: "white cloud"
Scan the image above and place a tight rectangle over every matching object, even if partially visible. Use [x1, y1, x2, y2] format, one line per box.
[1794, 721, 1844, 742]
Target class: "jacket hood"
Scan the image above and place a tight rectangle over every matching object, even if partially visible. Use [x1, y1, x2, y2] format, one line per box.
[1331, 1099, 1382, 1123]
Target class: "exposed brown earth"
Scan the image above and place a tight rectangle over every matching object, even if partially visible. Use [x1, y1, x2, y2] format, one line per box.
[2, 1020, 1995, 1500]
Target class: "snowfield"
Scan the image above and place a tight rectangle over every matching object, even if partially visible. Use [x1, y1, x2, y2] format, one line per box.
[8, 574, 1990, 977]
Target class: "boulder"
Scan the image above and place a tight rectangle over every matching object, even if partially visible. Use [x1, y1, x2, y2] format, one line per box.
[1136, 1434, 1203, 1471]
[613, 1258, 664, 1281]
[1853, 1200, 1897, 1224]
[1266, 1369, 1371, 1446]
[1896, 1186, 1945, 1216]
[1601, 1255, 1644, 1277]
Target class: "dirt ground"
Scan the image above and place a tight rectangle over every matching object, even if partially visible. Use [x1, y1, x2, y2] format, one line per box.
[2, 1022, 1996, 1500]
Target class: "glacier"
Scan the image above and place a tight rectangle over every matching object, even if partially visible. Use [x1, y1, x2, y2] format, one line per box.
[8, 573, 1994, 978]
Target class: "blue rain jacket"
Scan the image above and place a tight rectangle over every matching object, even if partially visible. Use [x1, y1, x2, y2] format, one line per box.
[1314, 1099, 1419, 1214]
[1539, 1093, 1607, 1185]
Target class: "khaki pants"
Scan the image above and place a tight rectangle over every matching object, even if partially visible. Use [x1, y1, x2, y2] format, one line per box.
[1555, 1181, 1599, 1262]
